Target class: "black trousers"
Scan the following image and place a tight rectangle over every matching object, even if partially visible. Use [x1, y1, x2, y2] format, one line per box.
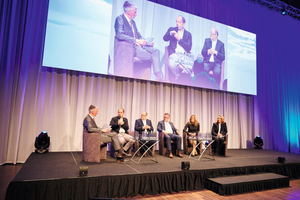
[212, 136, 225, 155]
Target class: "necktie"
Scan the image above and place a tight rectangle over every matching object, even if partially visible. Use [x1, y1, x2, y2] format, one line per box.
[130, 20, 142, 48]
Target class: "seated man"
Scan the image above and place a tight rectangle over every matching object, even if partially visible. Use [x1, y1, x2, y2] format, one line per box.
[83, 105, 125, 162]
[134, 112, 155, 155]
[114, 1, 164, 80]
[201, 28, 225, 87]
[110, 108, 135, 155]
[163, 15, 193, 84]
[157, 113, 183, 158]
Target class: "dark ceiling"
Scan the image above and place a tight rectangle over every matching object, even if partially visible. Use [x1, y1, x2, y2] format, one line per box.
[279, 0, 300, 10]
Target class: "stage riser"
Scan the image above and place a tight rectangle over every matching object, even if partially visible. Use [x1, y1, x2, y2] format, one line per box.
[206, 173, 290, 195]
[5, 150, 300, 200]
[5, 165, 299, 200]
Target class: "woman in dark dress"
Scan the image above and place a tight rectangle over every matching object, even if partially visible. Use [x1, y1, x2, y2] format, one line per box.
[183, 115, 200, 156]
[211, 115, 228, 155]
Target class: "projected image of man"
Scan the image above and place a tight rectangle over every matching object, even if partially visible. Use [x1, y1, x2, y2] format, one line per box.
[163, 15, 192, 84]
[201, 28, 225, 87]
[114, 1, 164, 81]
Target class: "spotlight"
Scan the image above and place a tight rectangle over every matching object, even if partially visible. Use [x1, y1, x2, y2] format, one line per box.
[34, 131, 50, 153]
[277, 157, 285, 163]
[79, 166, 88, 177]
[181, 161, 190, 170]
[281, 8, 286, 15]
[254, 135, 263, 149]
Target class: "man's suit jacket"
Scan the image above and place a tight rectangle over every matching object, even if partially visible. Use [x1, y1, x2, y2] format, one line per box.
[134, 119, 154, 134]
[201, 38, 225, 64]
[110, 116, 129, 134]
[114, 14, 144, 45]
[83, 115, 102, 133]
[211, 122, 228, 137]
[157, 120, 177, 134]
[163, 27, 192, 55]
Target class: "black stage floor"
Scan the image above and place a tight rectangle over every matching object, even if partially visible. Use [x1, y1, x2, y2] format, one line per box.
[6, 149, 300, 200]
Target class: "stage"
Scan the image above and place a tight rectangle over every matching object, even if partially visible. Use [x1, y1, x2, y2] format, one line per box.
[5, 149, 300, 200]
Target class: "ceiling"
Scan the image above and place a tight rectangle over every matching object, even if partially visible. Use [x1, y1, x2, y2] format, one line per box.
[279, 0, 300, 10]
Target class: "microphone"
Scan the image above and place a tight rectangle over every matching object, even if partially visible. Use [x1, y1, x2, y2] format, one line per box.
[117, 116, 120, 119]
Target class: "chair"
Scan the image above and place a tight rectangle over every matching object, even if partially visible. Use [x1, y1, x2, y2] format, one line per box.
[82, 130, 107, 162]
[134, 131, 156, 156]
[219, 61, 225, 90]
[110, 131, 134, 157]
[164, 46, 171, 82]
[111, 37, 151, 79]
[159, 131, 177, 156]
[209, 134, 228, 156]
[183, 132, 201, 155]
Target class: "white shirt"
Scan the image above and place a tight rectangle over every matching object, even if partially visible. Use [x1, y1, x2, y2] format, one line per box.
[142, 119, 147, 126]
[209, 39, 218, 62]
[119, 118, 125, 133]
[218, 123, 221, 135]
[173, 29, 185, 53]
[164, 121, 173, 134]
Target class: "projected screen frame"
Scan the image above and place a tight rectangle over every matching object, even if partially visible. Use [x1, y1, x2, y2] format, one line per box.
[43, 0, 257, 95]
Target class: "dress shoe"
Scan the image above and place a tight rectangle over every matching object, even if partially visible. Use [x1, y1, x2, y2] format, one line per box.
[117, 157, 124, 163]
[122, 152, 132, 157]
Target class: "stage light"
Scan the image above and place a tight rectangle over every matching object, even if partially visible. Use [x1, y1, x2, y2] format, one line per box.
[254, 135, 263, 149]
[281, 8, 286, 15]
[79, 166, 88, 177]
[34, 131, 50, 153]
[277, 157, 285, 163]
[181, 161, 190, 170]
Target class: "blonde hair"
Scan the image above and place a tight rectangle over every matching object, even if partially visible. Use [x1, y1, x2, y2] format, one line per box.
[216, 115, 225, 124]
[189, 115, 199, 126]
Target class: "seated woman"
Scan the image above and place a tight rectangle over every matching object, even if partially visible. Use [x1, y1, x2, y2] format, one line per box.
[183, 115, 200, 156]
[211, 115, 228, 155]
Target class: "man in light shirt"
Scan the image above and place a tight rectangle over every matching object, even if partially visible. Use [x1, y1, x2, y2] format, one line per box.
[110, 108, 135, 156]
[157, 113, 183, 158]
[163, 15, 192, 83]
[201, 28, 225, 87]
[134, 112, 155, 155]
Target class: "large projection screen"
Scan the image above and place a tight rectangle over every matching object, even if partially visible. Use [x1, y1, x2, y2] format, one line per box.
[43, 0, 256, 95]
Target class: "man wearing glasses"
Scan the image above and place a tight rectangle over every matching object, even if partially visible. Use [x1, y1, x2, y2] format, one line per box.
[201, 28, 225, 87]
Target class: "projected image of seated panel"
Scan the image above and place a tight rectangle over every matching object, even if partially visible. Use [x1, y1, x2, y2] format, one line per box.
[43, 0, 256, 95]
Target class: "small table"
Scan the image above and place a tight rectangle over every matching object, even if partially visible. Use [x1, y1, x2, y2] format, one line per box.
[131, 138, 160, 164]
[188, 138, 215, 161]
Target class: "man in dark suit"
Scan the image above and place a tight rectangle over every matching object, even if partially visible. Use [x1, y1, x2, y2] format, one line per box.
[157, 113, 183, 158]
[83, 105, 125, 162]
[163, 15, 193, 84]
[114, 1, 164, 80]
[110, 108, 135, 154]
[134, 112, 155, 154]
[211, 115, 228, 155]
[201, 28, 225, 87]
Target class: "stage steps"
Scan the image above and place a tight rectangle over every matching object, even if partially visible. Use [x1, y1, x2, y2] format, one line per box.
[206, 172, 289, 196]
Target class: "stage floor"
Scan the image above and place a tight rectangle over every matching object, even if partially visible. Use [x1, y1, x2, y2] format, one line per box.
[12, 149, 300, 182]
